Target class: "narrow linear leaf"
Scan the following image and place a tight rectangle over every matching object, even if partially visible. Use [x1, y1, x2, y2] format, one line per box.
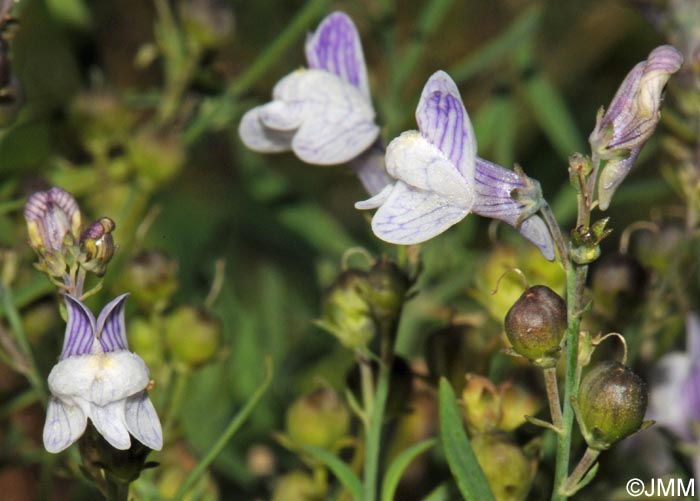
[449, 5, 542, 84]
[521, 74, 584, 158]
[438, 378, 494, 501]
[302, 445, 363, 500]
[421, 483, 451, 501]
[381, 438, 437, 501]
[175, 359, 274, 500]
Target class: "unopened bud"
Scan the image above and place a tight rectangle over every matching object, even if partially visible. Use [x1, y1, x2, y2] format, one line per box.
[120, 250, 179, 311]
[317, 270, 376, 350]
[79, 217, 116, 276]
[504, 285, 567, 368]
[180, 0, 234, 50]
[285, 387, 350, 450]
[471, 434, 533, 501]
[24, 187, 82, 276]
[366, 257, 409, 326]
[578, 361, 649, 450]
[271, 471, 323, 501]
[164, 306, 221, 368]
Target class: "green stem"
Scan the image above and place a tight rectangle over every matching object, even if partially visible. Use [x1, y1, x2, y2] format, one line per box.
[362, 356, 391, 501]
[358, 351, 375, 428]
[163, 366, 190, 438]
[174, 359, 273, 500]
[561, 447, 600, 495]
[543, 367, 563, 431]
[552, 263, 587, 500]
[227, 0, 329, 99]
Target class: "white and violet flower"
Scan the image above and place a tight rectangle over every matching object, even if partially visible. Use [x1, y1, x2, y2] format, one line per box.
[355, 70, 555, 260]
[43, 294, 162, 453]
[239, 11, 389, 194]
[590, 45, 683, 210]
[649, 312, 700, 443]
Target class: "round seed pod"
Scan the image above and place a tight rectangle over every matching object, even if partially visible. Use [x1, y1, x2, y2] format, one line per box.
[504, 285, 567, 368]
[578, 361, 648, 450]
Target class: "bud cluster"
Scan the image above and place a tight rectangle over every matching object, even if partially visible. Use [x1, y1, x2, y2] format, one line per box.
[24, 187, 117, 285]
[317, 257, 409, 350]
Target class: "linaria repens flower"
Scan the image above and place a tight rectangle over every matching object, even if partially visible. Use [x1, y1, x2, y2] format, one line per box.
[649, 312, 700, 444]
[238, 11, 390, 194]
[24, 187, 81, 274]
[43, 294, 162, 453]
[355, 71, 555, 260]
[589, 45, 683, 210]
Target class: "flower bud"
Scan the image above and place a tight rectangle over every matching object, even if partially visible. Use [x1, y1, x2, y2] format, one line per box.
[317, 270, 376, 350]
[589, 45, 683, 210]
[119, 250, 179, 311]
[127, 129, 185, 189]
[366, 257, 409, 326]
[578, 361, 648, 450]
[164, 306, 221, 368]
[127, 317, 165, 371]
[179, 0, 234, 50]
[591, 253, 647, 323]
[79, 217, 116, 276]
[462, 375, 541, 434]
[24, 187, 81, 276]
[462, 375, 502, 434]
[504, 285, 567, 368]
[471, 434, 533, 501]
[285, 387, 350, 450]
[271, 471, 323, 501]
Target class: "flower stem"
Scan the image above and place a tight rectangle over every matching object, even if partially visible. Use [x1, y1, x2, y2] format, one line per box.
[104, 473, 129, 501]
[227, 0, 329, 99]
[358, 351, 375, 428]
[561, 447, 600, 495]
[552, 263, 588, 500]
[543, 367, 563, 431]
[362, 355, 391, 501]
[175, 358, 273, 500]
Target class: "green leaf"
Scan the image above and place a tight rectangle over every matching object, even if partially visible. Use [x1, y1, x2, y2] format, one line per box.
[448, 5, 542, 84]
[438, 378, 494, 501]
[521, 74, 584, 159]
[381, 438, 437, 501]
[301, 445, 363, 500]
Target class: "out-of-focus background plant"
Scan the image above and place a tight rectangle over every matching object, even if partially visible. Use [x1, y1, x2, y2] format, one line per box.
[1, 0, 699, 499]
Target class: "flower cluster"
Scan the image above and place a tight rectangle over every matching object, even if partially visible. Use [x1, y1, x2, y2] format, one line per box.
[240, 12, 559, 259]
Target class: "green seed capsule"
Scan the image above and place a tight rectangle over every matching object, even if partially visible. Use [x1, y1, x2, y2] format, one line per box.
[285, 387, 350, 451]
[504, 285, 567, 367]
[471, 433, 533, 501]
[578, 361, 648, 450]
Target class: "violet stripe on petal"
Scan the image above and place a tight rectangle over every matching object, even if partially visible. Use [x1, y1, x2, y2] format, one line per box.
[61, 295, 96, 359]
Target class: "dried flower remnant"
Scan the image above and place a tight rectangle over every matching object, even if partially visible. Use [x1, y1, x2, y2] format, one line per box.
[43, 294, 162, 453]
[589, 45, 683, 210]
[356, 71, 554, 260]
[239, 11, 390, 194]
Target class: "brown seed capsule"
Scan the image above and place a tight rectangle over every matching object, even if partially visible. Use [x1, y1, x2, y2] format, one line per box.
[504, 285, 567, 367]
